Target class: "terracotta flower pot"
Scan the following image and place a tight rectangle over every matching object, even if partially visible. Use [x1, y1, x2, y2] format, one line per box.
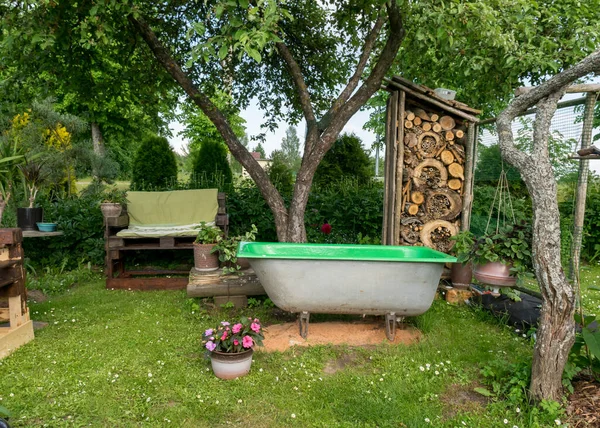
[210, 348, 253, 379]
[473, 261, 516, 287]
[100, 203, 122, 218]
[450, 263, 473, 289]
[193, 243, 219, 271]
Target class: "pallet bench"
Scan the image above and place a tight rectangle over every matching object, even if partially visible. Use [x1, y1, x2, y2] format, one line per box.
[0, 228, 34, 359]
[105, 189, 228, 290]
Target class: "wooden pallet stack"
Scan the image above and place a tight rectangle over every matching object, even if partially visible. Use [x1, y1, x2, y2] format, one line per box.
[0, 228, 34, 359]
[382, 77, 481, 251]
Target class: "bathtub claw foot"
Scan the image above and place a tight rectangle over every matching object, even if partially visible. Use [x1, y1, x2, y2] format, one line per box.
[299, 311, 310, 339]
[385, 313, 396, 341]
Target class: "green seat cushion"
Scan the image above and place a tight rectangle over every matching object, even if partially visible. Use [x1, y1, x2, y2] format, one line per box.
[126, 189, 218, 226]
[116, 222, 215, 238]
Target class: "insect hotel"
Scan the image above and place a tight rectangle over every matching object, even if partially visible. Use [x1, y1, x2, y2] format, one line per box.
[381, 77, 480, 252]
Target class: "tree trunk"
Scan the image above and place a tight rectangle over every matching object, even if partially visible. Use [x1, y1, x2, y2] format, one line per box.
[91, 122, 105, 156]
[520, 160, 576, 402]
[495, 49, 600, 402]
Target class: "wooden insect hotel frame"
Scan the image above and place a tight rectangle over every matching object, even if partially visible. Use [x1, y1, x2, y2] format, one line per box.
[0, 228, 34, 359]
[381, 77, 480, 251]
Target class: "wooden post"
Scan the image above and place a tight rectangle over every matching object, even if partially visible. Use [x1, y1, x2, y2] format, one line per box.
[382, 91, 399, 245]
[394, 91, 406, 245]
[569, 92, 599, 280]
[460, 123, 477, 231]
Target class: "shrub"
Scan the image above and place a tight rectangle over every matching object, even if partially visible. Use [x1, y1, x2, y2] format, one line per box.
[131, 135, 177, 190]
[227, 179, 278, 242]
[192, 140, 232, 191]
[23, 188, 105, 269]
[313, 133, 372, 187]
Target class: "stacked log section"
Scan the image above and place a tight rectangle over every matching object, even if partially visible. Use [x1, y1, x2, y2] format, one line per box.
[400, 108, 467, 252]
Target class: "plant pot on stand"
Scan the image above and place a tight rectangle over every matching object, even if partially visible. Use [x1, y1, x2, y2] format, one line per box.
[17, 207, 43, 231]
[100, 203, 122, 218]
[473, 261, 516, 294]
[193, 243, 219, 271]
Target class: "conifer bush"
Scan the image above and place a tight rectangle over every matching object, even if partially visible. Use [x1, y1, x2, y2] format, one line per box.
[131, 135, 177, 190]
[192, 140, 232, 190]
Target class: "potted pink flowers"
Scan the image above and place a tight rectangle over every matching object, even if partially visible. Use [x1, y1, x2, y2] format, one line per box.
[202, 317, 264, 379]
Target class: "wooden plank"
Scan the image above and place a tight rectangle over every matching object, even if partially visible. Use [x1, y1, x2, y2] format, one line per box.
[22, 231, 64, 238]
[0, 308, 8, 322]
[106, 277, 189, 291]
[384, 91, 399, 245]
[0, 266, 20, 289]
[105, 214, 129, 228]
[121, 269, 190, 277]
[0, 229, 22, 246]
[0, 260, 18, 269]
[113, 243, 195, 251]
[389, 76, 482, 115]
[515, 84, 600, 96]
[187, 269, 264, 297]
[160, 237, 175, 248]
[384, 79, 480, 123]
[382, 94, 394, 244]
[394, 91, 406, 245]
[0, 320, 34, 360]
[460, 124, 477, 231]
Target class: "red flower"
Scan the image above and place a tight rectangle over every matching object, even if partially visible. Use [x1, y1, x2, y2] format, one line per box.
[321, 223, 332, 234]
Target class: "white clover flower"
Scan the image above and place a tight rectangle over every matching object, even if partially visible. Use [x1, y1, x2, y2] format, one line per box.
[424, 418, 430, 423]
[238, 399, 242, 403]
[435, 371, 440, 375]
[504, 419, 508, 424]
[291, 414, 296, 418]
[420, 366, 425, 371]
[555, 420, 561, 426]
[516, 407, 520, 413]
[148, 373, 152, 377]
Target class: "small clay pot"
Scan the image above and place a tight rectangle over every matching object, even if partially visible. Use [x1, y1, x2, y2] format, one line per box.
[450, 263, 473, 289]
[193, 243, 219, 271]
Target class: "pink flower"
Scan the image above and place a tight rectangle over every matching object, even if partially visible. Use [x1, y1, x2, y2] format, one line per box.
[251, 322, 261, 333]
[221, 332, 228, 341]
[221, 321, 230, 326]
[232, 323, 243, 334]
[233, 339, 239, 346]
[321, 223, 332, 234]
[242, 335, 253, 348]
[204, 328, 214, 336]
[205, 341, 216, 352]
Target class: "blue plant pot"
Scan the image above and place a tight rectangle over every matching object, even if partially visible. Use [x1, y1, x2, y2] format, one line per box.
[36, 222, 57, 232]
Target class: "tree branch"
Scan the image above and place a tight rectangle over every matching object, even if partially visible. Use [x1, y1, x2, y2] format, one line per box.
[318, 1, 405, 150]
[275, 41, 317, 127]
[532, 91, 565, 159]
[128, 14, 289, 236]
[497, 48, 600, 172]
[325, 13, 385, 120]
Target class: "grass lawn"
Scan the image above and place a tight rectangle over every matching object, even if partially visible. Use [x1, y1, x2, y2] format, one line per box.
[1, 270, 598, 427]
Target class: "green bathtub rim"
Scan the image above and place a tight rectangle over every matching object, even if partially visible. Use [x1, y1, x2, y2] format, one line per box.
[237, 241, 457, 263]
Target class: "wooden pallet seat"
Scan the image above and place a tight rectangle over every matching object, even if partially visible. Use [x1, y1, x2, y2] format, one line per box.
[105, 189, 228, 290]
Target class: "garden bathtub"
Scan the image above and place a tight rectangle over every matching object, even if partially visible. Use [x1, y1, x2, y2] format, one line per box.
[236, 242, 456, 340]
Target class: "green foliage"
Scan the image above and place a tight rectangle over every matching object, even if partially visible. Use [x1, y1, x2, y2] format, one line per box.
[560, 174, 600, 262]
[305, 179, 383, 244]
[313, 133, 372, 187]
[570, 312, 600, 380]
[101, 186, 128, 204]
[212, 224, 258, 275]
[194, 222, 224, 244]
[192, 139, 233, 191]
[451, 230, 476, 262]
[23, 190, 106, 269]
[267, 150, 294, 194]
[131, 135, 178, 191]
[27, 263, 99, 295]
[227, 179, 278, 241]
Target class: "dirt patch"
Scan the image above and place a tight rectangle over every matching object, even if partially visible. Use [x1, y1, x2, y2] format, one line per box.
[323, 351, 366, 375]
[566, 378, 600, 427]
[27, 289, 48, 303]
[260, 321, 421, 353]
[440, 383, 489, 419]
